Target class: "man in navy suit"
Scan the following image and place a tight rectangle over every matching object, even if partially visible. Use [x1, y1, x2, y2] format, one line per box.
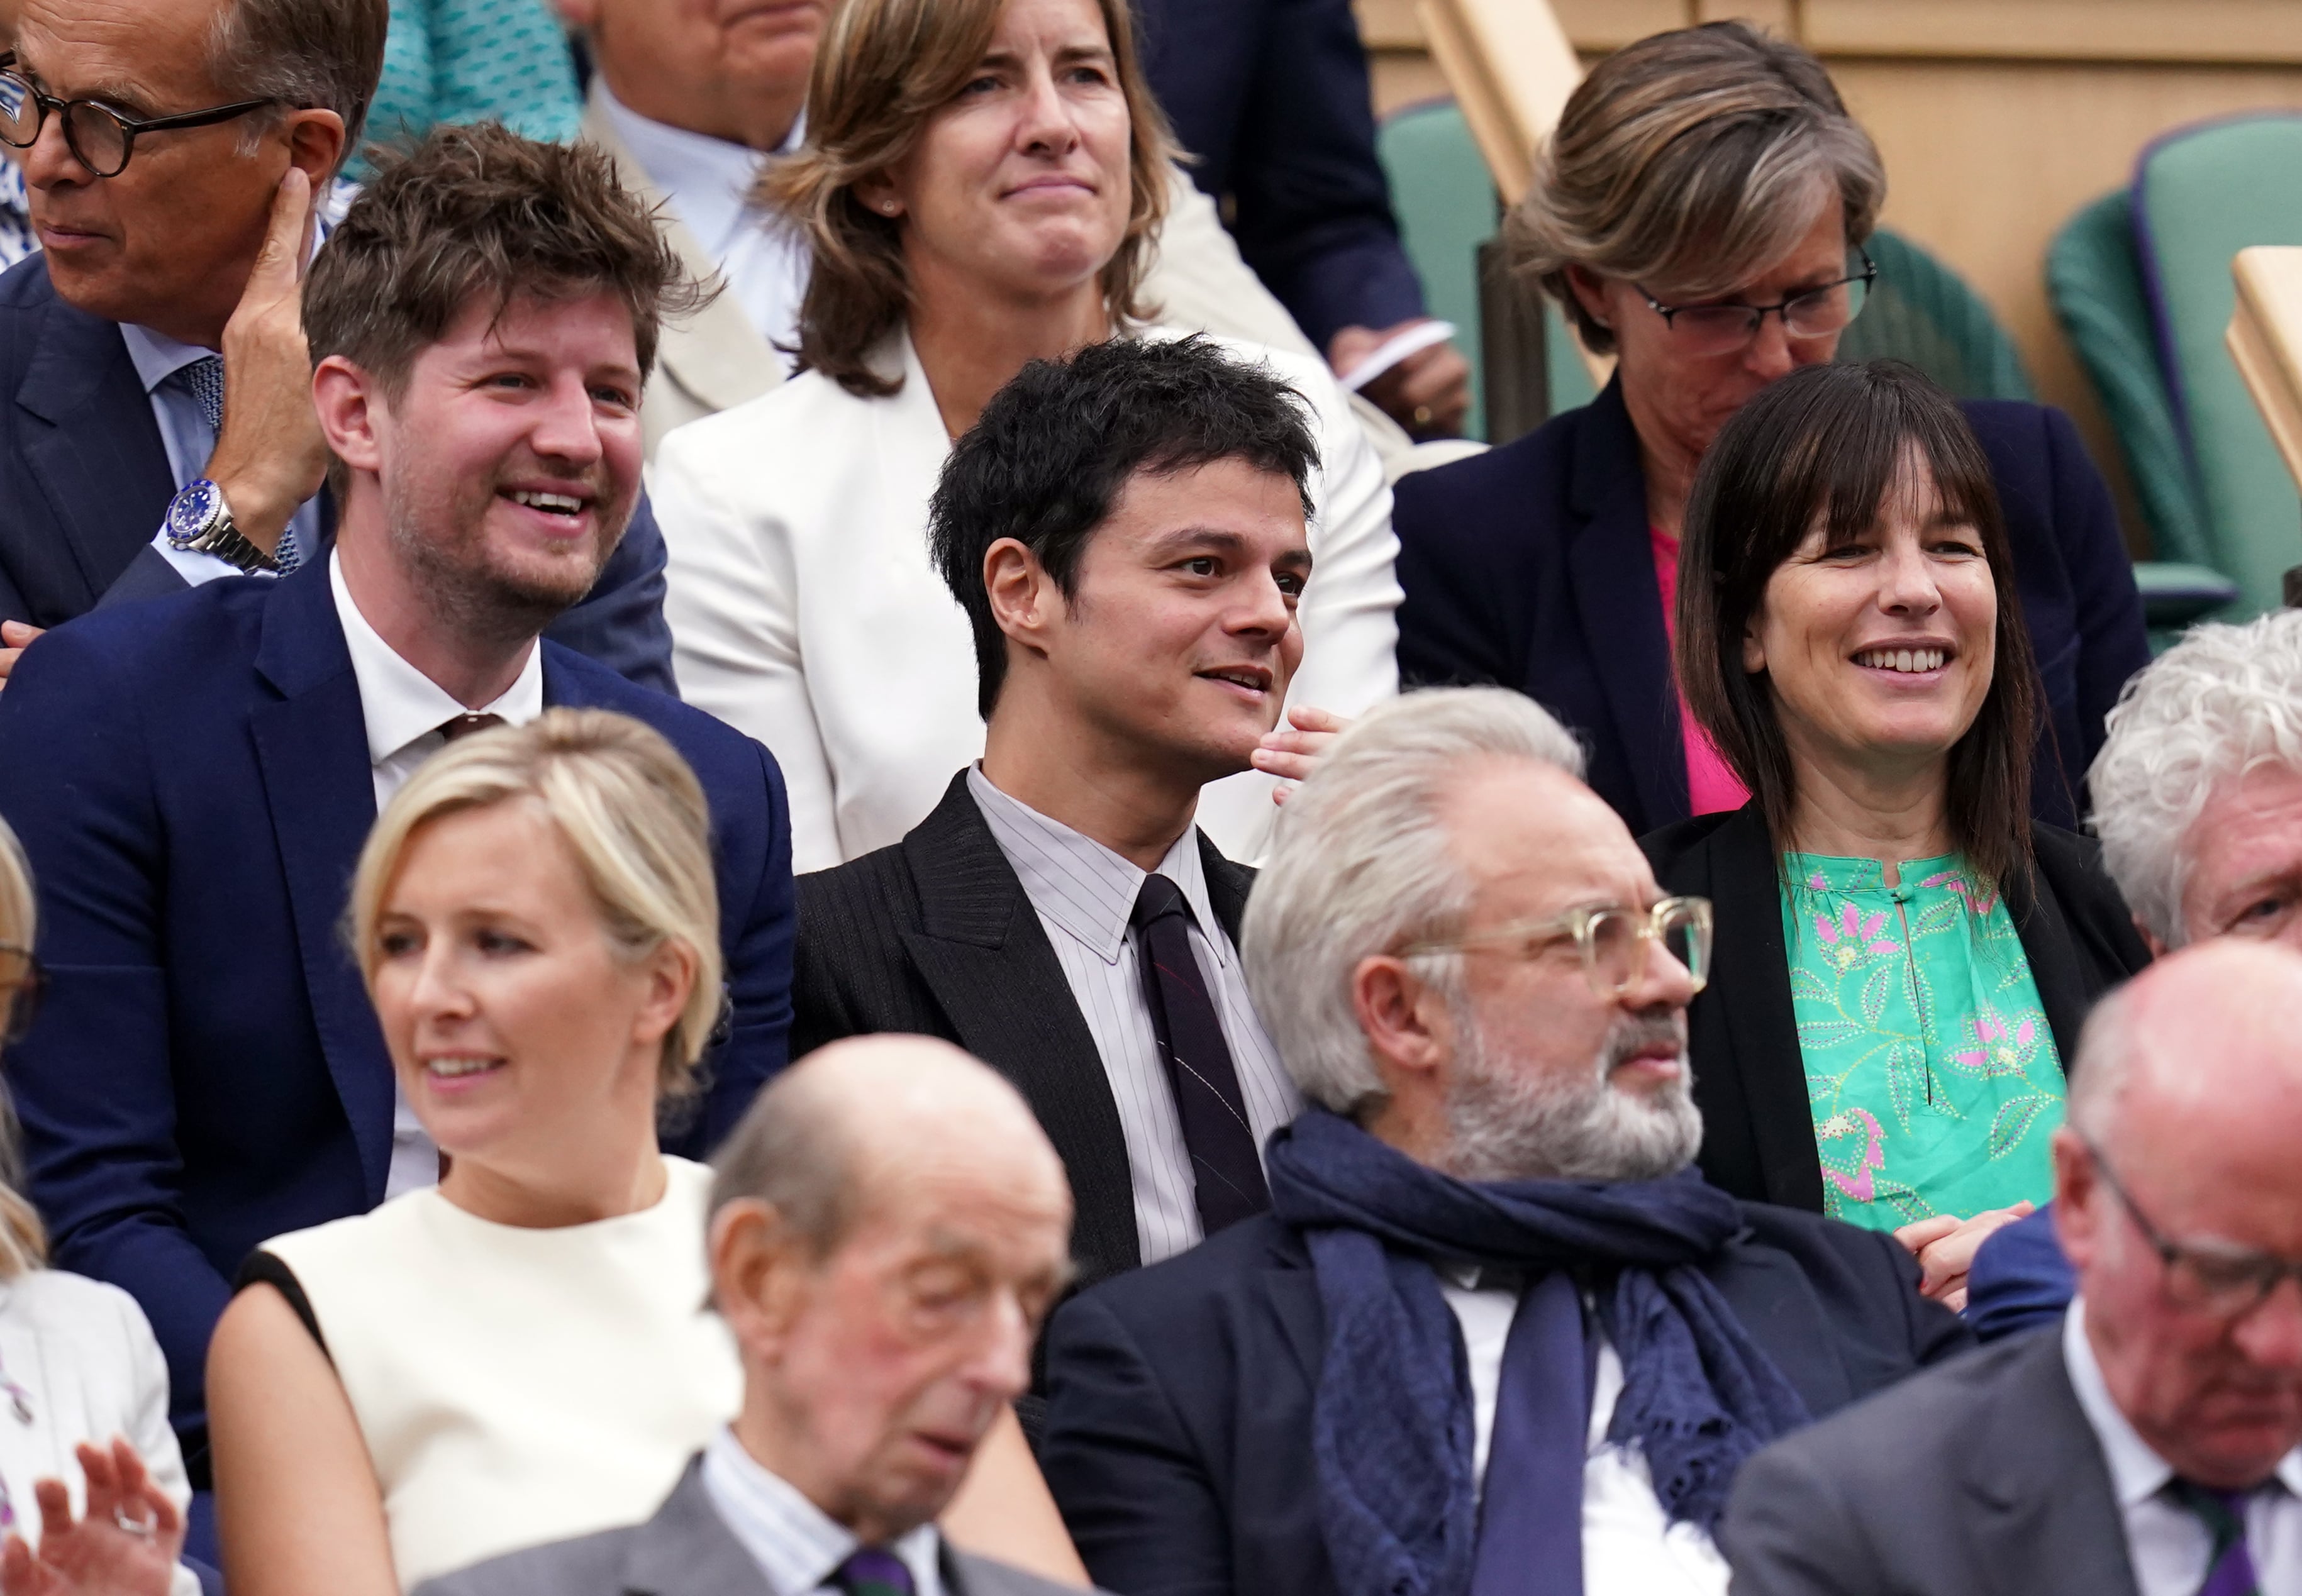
[0, 0, 674, 690]
[1133, 0, 1471, 439]
[1040, 689, 1964, 1596]
[0, 123, 794, 1485]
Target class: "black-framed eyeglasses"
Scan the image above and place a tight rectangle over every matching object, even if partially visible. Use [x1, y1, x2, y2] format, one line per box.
[1399, 895, 1713, 1000]
[0, 942, 40, 1046]
[0, 58, 275, 179]
[1636, 248, 1879, 357]
[2082, 1133, 2302, 1319]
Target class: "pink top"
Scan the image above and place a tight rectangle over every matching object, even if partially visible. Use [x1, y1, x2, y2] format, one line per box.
[1650, 524, 1751, 816]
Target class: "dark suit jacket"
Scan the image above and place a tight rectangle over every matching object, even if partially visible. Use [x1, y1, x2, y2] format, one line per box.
[1642, 805, 2152, 1211]
[1720, 1326, 2138, 1596]
[413, 1455, 1100, 1596]
[794, 772, 1253, 1299]
[0, 559, 795, 1473]
[1393, 378, 2153, 834]
[0, 253, 677, 693]
[1966, 1202, 2077, 1342]
[1041, 1202, 1972, 1596]
[1135, 0, 1424, 350]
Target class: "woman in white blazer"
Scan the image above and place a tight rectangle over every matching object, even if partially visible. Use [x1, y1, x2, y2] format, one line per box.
[0, 820, 198, 1596]
[650, 0, 1401, 873]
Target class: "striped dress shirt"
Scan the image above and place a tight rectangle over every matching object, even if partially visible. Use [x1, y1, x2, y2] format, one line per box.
[967, 768, 1302, 1266]
[701, 1426, 945, 1596]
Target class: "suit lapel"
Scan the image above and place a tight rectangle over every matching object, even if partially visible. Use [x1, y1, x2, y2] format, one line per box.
[1703, 807, 1825, 1211]
[1198, 831, 1254, 943]
[1703, 1237, 1855, 1416]
[1959, 1335, 2142, 1596]
[14, 275, 175, 609]
[1260, 1225, 1328, 1388]
[898, 778, 1142, 1285]
[620, 1459, 775, 1596]
[1563, 380, 1684, 831]
[247, 563, 396, 1203]
[582, 89, 783, 419]
[2012, 831, 2100, 1068]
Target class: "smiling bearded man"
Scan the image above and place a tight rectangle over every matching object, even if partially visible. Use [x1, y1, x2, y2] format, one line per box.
[793, 335, 1340, 1314]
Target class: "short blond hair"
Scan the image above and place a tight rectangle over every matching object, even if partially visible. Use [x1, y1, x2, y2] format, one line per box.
[348, 710, 724, 1097]
[0, 819, 47, 1277]
[761, 0, 1177, 398]
[1509, 21, 1885, 355]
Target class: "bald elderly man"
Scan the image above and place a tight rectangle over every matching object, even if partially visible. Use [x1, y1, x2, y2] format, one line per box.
[1721, 939, 2302, 1596]
[1969, 610, 2302, 1336]
[416, 1036, 1093, 1596]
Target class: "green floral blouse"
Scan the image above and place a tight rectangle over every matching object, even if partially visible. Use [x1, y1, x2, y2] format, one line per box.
[1780, 852, 2065, 1231]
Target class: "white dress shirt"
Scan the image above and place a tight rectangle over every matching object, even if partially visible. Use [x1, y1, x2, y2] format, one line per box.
[701, 1427, 945, 1596]
[967, 768, 1301, 1266]
[330, 551, 545, 1199]
[2064, 1297, 2302, 1595]
[1440, 1273, 1730, 1596]
[596, 84, 808, 370]
[655, 326, 1400, 873]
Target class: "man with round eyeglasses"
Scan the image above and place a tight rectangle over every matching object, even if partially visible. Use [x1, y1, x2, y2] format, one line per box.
[0, 0, 676, 693]
[1721, 939, 2302, 1596]
[1040, 687, 1967, 1596]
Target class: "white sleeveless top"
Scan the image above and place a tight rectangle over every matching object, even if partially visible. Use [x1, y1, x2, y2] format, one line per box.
[258, 1157, 742, 1590]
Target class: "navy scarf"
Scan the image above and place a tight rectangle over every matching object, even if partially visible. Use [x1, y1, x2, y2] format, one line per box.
[1265, 1110, 1810, 1596]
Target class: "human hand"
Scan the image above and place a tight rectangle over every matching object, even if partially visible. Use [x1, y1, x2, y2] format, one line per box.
[0, 1439, 183, 1596]
[1893, 1202, 2035, 1314]
[1252, 705, 1350, 804]
[0, 623, 42, 687]
[1328, 318, 1472, 440]
[205, 165, 328, 557]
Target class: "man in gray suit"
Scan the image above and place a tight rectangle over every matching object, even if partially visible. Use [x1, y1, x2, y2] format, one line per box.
[414, 1034, 1086, 1596]
[1720, 938, 2302, 1596]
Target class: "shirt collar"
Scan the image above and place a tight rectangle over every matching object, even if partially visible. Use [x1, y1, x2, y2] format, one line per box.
[596, 80, 804, 259]
[2064, 1296, 2302, 1505]
[330, 549, 545, 770]
[701, 1427, 942, 1596]
[965, 764, 1224, 968]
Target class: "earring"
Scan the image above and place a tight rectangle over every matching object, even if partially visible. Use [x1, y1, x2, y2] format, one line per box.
[879, 199, 899, 216]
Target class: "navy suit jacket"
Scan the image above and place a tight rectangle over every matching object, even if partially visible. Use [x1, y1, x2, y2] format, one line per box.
[1964, 1202, 2076, 1343]
[1040, 1202, 1970, 1596]
[0, 560, 795, 1473]
[1135, 0, 1423, 350]
[1393, 379, 2152, 834]
[0, 253, 677, 693]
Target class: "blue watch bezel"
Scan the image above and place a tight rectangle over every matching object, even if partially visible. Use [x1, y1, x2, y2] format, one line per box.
[165, 478, 226, 550]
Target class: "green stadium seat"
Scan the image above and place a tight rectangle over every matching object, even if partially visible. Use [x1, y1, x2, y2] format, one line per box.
[1838, 228, 2037, 403]
[1375, 99, 1496, 439]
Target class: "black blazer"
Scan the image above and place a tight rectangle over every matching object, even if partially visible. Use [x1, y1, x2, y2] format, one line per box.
[0, 253, 676, 693]
[1135, 0, 1423, 349]
[794, 772, 1255, 1297]
[1642, 805, 2153, 1212]
[1719, 1328, 2140, 1596]
[1041, 1204, 1972, 1596]
[1393, 378, 2153, 834]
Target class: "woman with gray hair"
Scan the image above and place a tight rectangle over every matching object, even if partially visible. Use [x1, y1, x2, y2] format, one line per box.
[1391, 20, 2146, 839]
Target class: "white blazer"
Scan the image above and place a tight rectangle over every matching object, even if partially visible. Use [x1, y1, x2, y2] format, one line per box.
[0, 1270, 197, 1596]
[653, 326, 1402, 872]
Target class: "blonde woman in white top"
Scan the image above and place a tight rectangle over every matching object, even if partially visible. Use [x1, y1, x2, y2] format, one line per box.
[652, 0, 1399, 873]
[206, 711, 1082, 1596]
[0, 819, 198, 1596]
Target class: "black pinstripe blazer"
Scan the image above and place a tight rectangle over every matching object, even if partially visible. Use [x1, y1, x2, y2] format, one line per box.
[794, 772, 1255, 1296]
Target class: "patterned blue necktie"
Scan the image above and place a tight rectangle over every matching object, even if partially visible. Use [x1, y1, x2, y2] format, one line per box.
[182, 355, 300, 571]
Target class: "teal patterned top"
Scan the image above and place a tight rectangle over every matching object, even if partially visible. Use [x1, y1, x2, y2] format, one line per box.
[1781, 851, 2064, 1231]
[355, 0, 583, 179]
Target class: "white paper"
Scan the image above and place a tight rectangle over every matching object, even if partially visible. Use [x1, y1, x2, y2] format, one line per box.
[1338, 320, 1459, 392]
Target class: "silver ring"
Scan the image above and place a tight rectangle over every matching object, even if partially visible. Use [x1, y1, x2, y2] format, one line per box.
[112, 1505, 157, 1538]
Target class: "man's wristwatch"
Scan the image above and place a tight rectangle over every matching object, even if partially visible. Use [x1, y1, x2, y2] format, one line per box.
[165, 479, 280, 575]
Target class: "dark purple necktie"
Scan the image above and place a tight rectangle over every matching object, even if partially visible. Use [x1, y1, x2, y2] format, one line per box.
[1469, 1268, 1593, 1596]
[2167, 1480, 2263, 1596]
[1130, 872, 1269, 1235]
[833, 1548, 915, 1596]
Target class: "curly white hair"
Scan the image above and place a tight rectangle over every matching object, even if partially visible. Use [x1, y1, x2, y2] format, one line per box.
[2089, 611, 2302, 947]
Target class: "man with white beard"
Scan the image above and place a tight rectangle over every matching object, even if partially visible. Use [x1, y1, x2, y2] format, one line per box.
[1038, 687, 1969, 1596]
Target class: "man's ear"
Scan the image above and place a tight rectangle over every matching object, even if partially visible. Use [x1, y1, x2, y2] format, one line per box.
[984, 538, 1060, 660]
[709, 1199, 810, 1357]
[2049, 1127, 2101, 1272]
[1351, 954, 1454, 1094]
[313, 355, 383, 477]
[283, 108, 346, 196]
[2137, 915, 2169, 959]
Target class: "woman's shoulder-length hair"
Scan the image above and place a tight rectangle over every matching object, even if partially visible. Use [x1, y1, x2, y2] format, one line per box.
[1674, 359, 2042, 892]
[760, 0, 1179, 399]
